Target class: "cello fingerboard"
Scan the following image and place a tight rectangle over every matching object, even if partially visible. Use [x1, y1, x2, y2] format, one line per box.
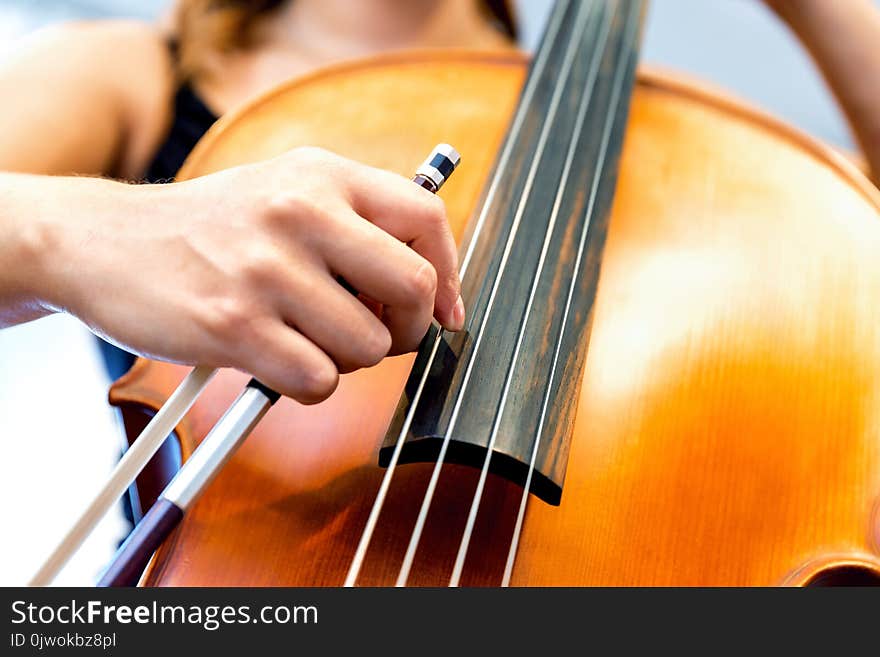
[381, 0, 645, 504]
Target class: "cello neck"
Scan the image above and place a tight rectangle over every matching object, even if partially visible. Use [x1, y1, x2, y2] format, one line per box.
[381, 0, 646, 503]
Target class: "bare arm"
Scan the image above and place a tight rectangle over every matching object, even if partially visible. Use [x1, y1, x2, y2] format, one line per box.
[766, 0, 880, 184]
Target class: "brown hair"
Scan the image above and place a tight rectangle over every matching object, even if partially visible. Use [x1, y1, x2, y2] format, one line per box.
[172, 0, 517, 79]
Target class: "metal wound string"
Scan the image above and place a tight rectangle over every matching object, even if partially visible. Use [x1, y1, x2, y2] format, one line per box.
[341, 0, 572, 588]
[501, 5, 641, 587]
[394, 0, 595, 588]
[448, 5, 614, 588]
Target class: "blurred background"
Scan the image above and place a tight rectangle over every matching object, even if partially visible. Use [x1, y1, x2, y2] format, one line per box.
[0, 0, 863, 585]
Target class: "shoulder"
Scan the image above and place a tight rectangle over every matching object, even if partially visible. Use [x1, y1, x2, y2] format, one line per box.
[8, 19, 172, 87]
[20, 19, 168, 69]
[6, 20, 176, 176]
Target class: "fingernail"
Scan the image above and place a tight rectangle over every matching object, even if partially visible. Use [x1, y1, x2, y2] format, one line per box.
[451, 295, 465, 331]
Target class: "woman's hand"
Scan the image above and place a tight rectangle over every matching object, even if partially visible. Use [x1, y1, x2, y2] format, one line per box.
[9, 147, 463, 403]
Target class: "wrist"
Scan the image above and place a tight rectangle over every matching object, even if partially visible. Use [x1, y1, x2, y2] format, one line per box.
[21, 188, 70, 315]
[0, 174, 67, 320]
[20, 175, 150, 318]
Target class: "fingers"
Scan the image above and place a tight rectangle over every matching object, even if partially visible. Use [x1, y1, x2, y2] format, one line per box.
[235, 318, 340, 405]
[276, 268, 393, 372]
[216, 148, 469, 403]
[331, 154, 463, 331]
[316, 212, 438, 354]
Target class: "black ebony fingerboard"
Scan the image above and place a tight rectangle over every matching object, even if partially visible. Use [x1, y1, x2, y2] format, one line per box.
[382, 0, 645, 504]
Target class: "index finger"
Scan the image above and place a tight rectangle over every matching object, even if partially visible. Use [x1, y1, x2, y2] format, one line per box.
[339, 156, 463, 331]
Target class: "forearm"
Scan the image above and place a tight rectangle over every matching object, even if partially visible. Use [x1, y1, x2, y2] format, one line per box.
[767, 0, 880, 184]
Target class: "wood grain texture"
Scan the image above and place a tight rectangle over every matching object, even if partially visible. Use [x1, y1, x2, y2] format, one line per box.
[110, 50, 880, 586]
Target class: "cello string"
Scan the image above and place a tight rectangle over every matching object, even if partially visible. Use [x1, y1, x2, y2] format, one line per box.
[394, 0, 594, 588]
[447, 3, 613, 588]
[341, 0, 572, 587]
[501, 3, 641, 587]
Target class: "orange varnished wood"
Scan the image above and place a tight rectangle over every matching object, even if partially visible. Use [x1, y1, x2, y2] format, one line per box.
[110, 50, 880, 586]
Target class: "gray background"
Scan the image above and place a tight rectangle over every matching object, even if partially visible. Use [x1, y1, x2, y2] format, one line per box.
[0, 0, 868, 585]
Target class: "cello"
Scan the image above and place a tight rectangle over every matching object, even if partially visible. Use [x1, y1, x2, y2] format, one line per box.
[49, 0, 880, 585]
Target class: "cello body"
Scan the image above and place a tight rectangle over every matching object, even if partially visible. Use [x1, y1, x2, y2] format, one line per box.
[111, 50, 880, 586]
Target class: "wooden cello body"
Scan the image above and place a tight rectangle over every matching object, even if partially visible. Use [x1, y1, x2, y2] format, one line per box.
[111, 49, 880, 586]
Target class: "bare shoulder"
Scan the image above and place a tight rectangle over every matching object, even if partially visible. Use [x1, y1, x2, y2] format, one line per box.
[1, 20, 175, 176]
[7, 19, 172, 94]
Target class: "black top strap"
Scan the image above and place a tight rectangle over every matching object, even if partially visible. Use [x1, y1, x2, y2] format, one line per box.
[142, 83, 219, 184]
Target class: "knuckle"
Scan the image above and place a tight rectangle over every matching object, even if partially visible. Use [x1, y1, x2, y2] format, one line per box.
[238, 249, 279, 287]
[292, 147, 352, 180]
[264, 190, 337, 238]
[443, 267, 461, 300]
[357, 325, 392, 367]
[264, 191, 313, 225]
[201, 297, 257, 342]
[423, 193, 447, 225]
[285, 146, 347, 180]
[295, 362, 339, 404]
[289, 145, 332, 163]
[405, 260, 438, 301]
